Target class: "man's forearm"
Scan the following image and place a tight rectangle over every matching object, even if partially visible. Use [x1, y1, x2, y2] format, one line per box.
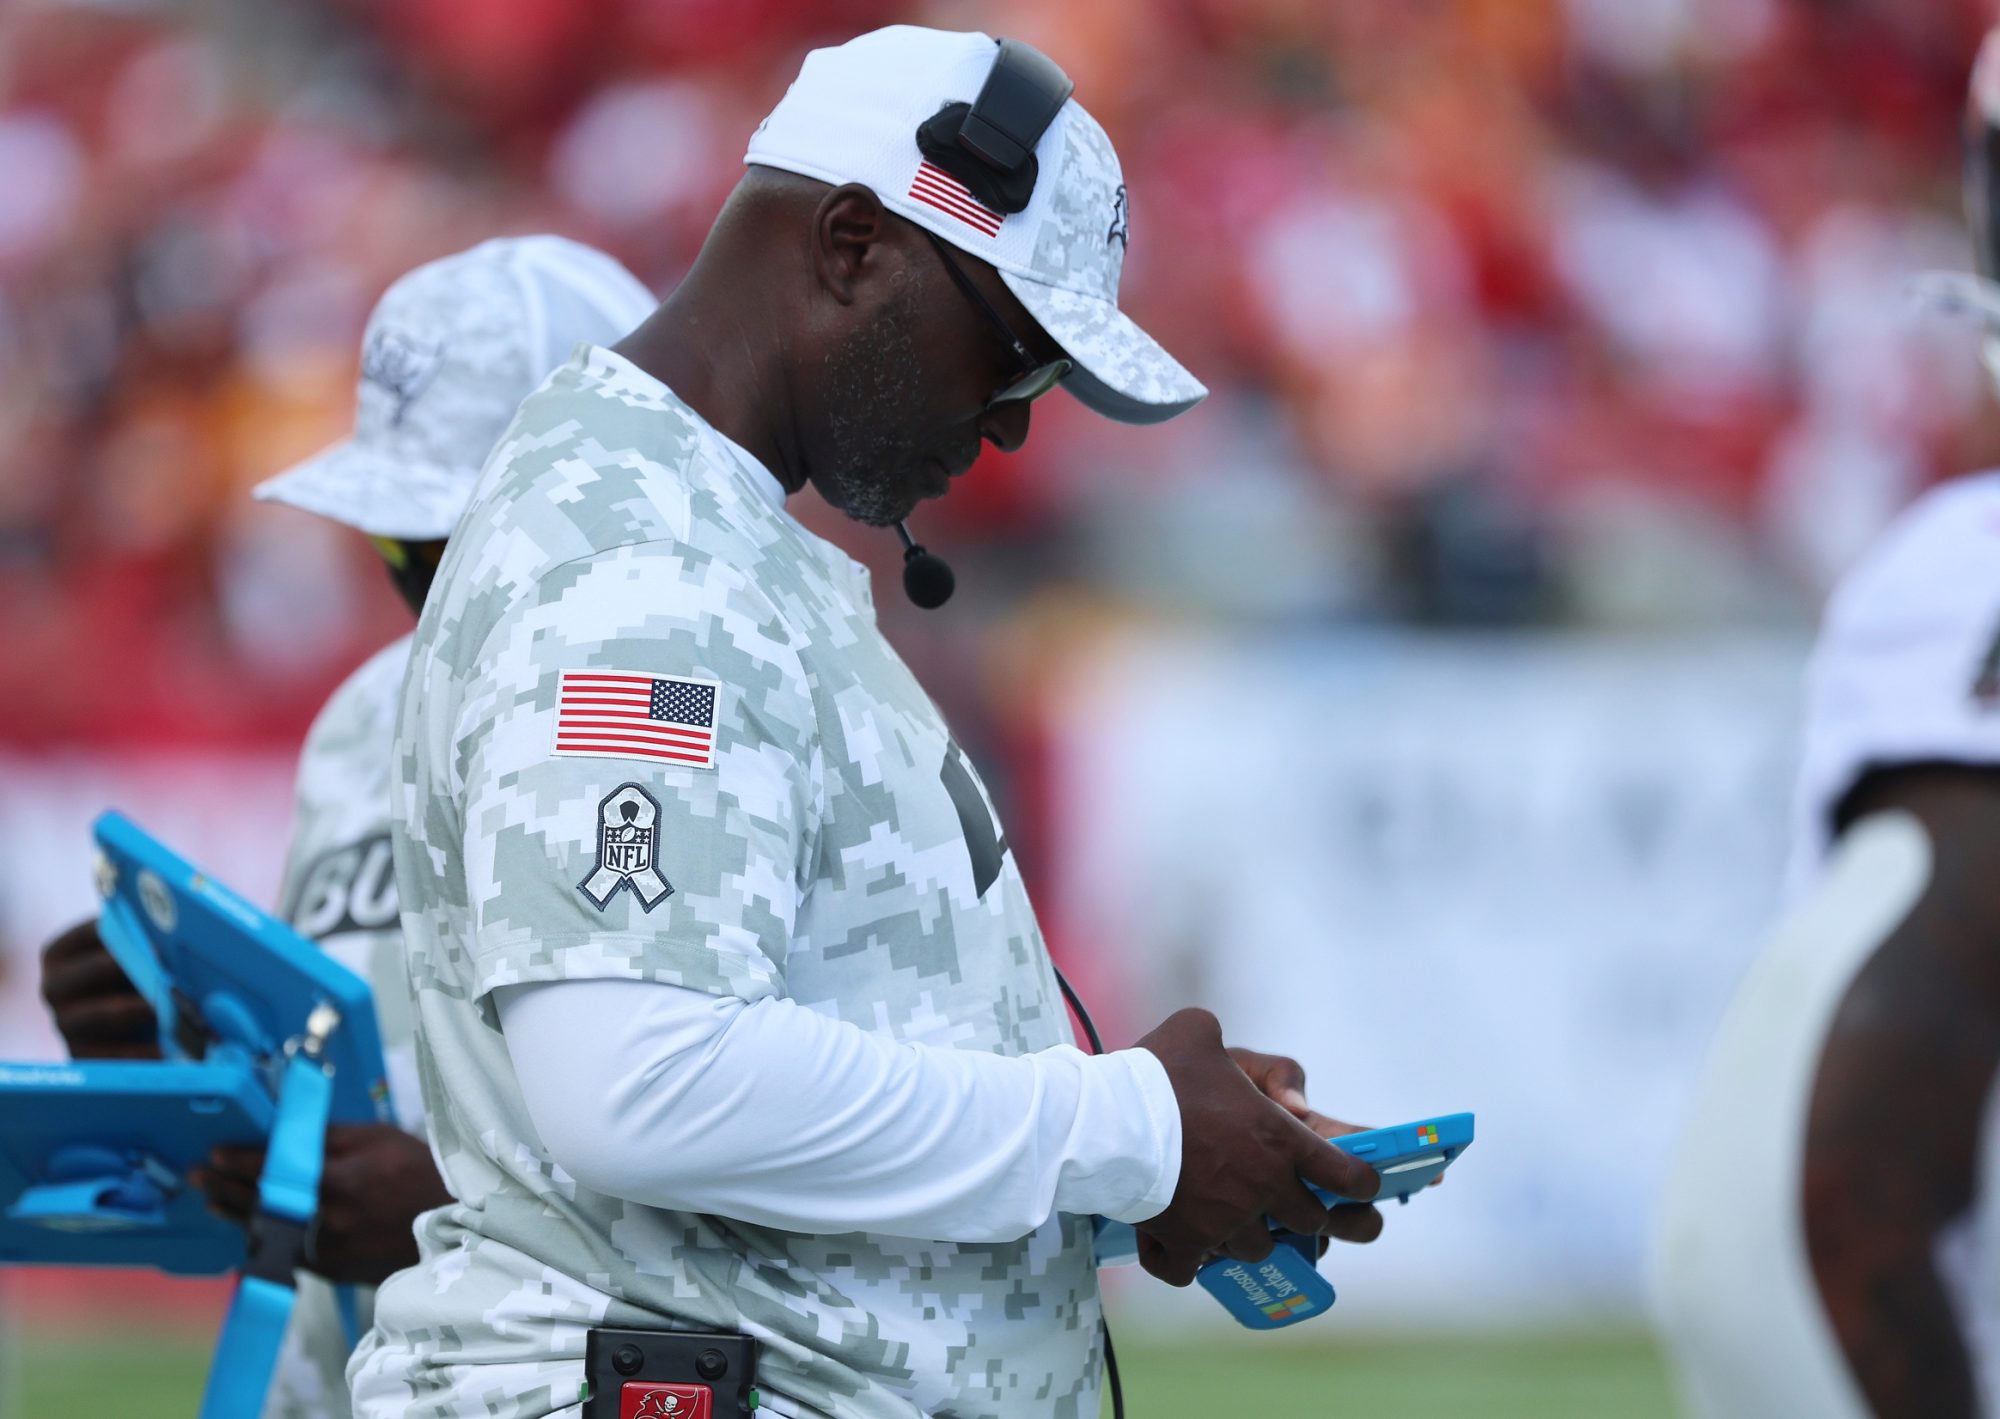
[1799, 783, 2000, 1419]
[1808, 1207, 1976, 1419]
[495, 976, 1182, 1241]
[1803, 1000, 1990, 1417]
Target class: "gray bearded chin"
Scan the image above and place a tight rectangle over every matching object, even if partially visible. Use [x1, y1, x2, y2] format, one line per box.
[817, 294, 930, 527]
[816, 460, 915, 527]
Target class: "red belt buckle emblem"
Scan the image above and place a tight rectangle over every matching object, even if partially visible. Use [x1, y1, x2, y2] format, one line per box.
[621, 1382, 714, 1419]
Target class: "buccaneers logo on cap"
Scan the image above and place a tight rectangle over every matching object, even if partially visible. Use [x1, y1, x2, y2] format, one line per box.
[361, 327, 445, 428]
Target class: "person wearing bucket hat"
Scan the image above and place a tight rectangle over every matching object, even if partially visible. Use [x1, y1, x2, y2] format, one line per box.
[352, 27, 1381, 1419]
[37, 234, 656, 1419]
[1655, 28, 2000, 1419]
[253, 235, 664, 612]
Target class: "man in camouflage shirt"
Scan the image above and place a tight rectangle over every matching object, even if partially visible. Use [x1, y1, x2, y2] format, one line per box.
[351, 28, 1381, 1419]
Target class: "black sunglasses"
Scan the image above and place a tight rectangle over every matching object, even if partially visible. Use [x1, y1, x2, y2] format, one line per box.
[920, 230, 1072, 407]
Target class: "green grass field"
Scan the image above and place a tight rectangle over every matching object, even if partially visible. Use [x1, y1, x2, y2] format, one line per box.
[1119, 1333, 1677, 1418]
[4, 1329, 1678, 1418]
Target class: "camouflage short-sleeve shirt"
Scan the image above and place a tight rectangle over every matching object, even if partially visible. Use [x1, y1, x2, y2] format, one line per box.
[351, 347, 1100, 1419]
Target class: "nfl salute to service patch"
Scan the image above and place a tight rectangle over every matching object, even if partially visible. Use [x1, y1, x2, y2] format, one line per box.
[579, 783, 674, 910]
[552, 669, 720, 768]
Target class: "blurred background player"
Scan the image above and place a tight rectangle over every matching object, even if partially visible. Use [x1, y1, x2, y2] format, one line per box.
[1654, 28, 2000, 1418]
[36, 234, 657, 1419]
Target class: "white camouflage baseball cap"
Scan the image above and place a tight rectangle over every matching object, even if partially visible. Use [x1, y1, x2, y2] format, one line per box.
[1790, 472, 2000, 881]
[746, 25, 1206, 425]
[254, 235, 656, 540]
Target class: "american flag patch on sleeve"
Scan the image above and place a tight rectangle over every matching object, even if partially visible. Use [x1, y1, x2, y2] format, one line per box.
[552, 671, 720, 768]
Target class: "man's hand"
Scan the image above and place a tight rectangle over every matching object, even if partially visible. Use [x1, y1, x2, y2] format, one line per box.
[1134, 1009, 1382, 1287]
[193, 1124, 453, 1286]
[1226, 1046, 1368, 1143]
[39, 918, 159, 1060]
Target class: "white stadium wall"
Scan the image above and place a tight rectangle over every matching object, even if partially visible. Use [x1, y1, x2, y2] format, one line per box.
[1052, 631, 1807, 1331]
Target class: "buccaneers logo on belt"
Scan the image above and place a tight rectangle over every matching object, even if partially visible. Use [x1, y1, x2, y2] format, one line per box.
[579, 783, 674, 911]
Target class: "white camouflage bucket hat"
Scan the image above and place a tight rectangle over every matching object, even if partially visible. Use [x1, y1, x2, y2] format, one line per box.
[254, 235, 657, 539]
[746, 25, 1206, 425]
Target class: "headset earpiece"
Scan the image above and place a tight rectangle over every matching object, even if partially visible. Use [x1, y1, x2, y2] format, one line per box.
[912, 38, 1074, 217]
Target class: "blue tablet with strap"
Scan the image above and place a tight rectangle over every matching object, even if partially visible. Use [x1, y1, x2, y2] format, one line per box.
[0, 1058, 269, 1273]
[1195, 1112, 1475, 1329]
[0, 810, 395, 1418]
[90, 810, 391, 1125]
[1095, 1113, 1475, 1331]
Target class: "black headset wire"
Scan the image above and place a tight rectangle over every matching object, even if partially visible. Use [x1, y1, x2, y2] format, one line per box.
[1052, 965, 1125, 1419]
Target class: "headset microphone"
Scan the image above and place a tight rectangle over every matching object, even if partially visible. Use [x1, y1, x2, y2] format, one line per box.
[896, 522, 955, 609]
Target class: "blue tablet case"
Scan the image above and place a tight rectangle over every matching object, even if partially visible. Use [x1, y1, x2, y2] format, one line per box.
[0, 1059, 271, 1273]
[0, 811, 390, 1272]
[1089, 1112, 1477, 1330]
[1309, 1113, 1475, 1208]
[91, 810, 391, 1126]
[1194, 1112, 1475, 1329]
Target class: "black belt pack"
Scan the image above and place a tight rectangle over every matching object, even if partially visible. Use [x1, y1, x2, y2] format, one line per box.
[582, 1327, 761, 1419]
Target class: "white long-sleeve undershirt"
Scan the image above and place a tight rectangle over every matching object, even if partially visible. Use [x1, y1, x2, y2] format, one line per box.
[493, 977, 1182, 1242]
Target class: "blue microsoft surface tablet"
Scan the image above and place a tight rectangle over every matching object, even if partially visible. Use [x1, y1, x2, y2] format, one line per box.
[0, 812, 394, 1273]
[1194, 1112, 1476, 1330]
[1309, 1112, 1474, 1207]
[91, 810, 391, 1125]
[0, 1058, 270, 1273]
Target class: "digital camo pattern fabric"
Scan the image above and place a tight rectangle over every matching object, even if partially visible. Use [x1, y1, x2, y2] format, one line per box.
[1004, 105, 1205, 420]
[1021, 105, 1128, 305]
[264, 633, 428, 1419]
[279, 633, 425, 1133]
[350, 345, 1098, 1419]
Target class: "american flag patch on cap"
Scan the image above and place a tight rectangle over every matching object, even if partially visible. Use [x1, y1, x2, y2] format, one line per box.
[553, 671, 719, 768]
[908, 161, 1003, 238]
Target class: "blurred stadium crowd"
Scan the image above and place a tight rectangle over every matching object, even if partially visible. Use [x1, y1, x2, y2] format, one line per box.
[1, 0, 1997, 752]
